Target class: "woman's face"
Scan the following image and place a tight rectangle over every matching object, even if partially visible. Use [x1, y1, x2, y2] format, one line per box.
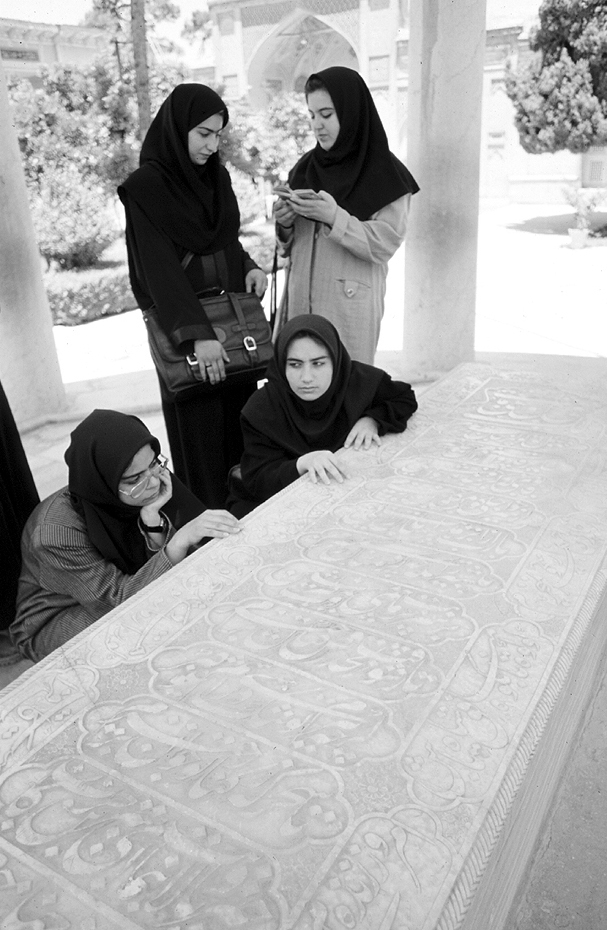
[187, 112, 224, 166]
[306, 89, 340, 151]
[118, 443, 165, 507]
[285, 336, 334, 401]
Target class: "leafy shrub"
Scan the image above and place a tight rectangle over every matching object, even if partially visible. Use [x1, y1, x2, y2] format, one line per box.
[229, 166, 266, 227]
[45, 265, 135, 326]
[29, 163, 119, 269]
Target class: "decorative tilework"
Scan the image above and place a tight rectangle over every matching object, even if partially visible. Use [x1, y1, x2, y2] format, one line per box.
[2, 363, 607, 928]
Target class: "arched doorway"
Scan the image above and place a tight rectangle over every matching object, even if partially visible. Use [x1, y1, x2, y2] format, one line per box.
[247, 14, 358, 108]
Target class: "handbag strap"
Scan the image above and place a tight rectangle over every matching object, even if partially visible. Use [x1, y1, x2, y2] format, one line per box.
[182, 250, 230, 292]
[227, 293, 261, 364]
[269, 246, 278, 332]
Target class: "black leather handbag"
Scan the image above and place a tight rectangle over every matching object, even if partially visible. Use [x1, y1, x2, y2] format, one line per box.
[142, 253, 273, 401]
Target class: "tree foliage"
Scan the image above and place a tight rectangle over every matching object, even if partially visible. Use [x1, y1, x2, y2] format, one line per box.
[30, 164, 118, 269]
[9, 71, 110, 189]
[506, 0, 607, 153]
[8, 0, 314, 271]
[223, 93, 314, 184]
[181, 9, 213, 52]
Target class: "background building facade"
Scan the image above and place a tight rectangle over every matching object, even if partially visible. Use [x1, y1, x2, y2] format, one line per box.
[0, 17, 105, 86]
[1, 3, 605, 202]
[195, 0, 606, 202]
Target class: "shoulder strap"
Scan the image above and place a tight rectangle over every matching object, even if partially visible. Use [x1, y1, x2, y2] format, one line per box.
[181, 250, 230, 291]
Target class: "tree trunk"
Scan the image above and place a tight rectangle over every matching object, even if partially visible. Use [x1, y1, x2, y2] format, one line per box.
[130, 0, 152, 139]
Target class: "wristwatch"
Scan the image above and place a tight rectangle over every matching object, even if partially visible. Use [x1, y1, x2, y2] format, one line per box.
[139, 513, 167, 534]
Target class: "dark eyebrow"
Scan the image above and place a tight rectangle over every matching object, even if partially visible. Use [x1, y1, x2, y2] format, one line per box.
[122, 452, 156, 481]
[286, 354, 329, 363]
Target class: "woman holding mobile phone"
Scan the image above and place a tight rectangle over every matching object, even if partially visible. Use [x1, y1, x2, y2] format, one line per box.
[273, 67, 419, 365]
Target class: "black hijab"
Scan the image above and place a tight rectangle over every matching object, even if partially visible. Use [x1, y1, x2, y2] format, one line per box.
[118, 83, 240, 254]
[246, 315, 385, 453]
[289, 66, 419, 220]
[65, 410, 203, 574]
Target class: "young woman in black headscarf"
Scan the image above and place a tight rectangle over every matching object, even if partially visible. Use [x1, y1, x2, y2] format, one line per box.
[229, 315, 417, 515]
[118, 84, 267, 508]
[274, 67, 419, 365]
[11, 410, 241, 661]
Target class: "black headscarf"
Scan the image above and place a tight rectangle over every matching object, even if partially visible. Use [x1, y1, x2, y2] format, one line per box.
[65, 410, 203, 574]
[247, 315, 385, 453]
[289, 66, 419, 220]
[118, 83, 240, 254]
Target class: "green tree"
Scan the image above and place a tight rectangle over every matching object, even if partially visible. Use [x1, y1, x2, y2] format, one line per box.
[84, 0, 182, 139]
[8, 71, 109, 189]
[506, 0, 607, 153]
[181, 9, 213, 53]
[223, 93, 313, 185]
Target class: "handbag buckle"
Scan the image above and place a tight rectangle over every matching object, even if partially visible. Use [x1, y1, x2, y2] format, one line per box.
[243, 336, 258, 353]
[186, 353, 199, 368]
[198, 287, 223, 298]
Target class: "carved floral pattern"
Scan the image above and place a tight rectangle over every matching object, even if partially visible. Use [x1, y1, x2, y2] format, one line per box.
[1, 365, 607, 928]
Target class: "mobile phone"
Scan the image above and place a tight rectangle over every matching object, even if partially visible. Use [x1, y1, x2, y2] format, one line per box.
[292, 189, 322, 200]
[273, 185, 293, 199]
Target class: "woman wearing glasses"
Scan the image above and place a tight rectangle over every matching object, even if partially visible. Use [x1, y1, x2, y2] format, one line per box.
[11, 409, 240, 661]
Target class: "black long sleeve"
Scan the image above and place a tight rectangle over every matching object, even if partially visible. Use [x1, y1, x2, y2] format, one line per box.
[363, 372, 418, 435]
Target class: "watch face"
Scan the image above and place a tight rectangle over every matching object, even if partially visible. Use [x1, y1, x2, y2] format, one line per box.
[140, 514, 166, 533]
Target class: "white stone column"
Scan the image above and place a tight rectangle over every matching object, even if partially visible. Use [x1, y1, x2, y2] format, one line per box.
[403, 0, 487, 379]
[0, 64, 65, 427]
[358, 0, 369, 82]
[233, 11, 248, 98]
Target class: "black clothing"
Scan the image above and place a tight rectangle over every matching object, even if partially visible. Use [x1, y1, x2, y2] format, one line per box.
[118, 85, 262, 506]
[161, 383, 254, 508]
[0, 380, 39, 632]
[289, 66, 419, 220]
[119, 83, 239, 255]
[235, 315, 418, 510]
[267, 313, 385, 449]
[118, 197, 257, 349]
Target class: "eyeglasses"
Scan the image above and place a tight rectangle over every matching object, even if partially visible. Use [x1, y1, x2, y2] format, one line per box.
[119, 454, 168, 500]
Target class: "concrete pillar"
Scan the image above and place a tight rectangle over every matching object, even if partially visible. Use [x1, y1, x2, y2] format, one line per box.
[232, 12, 248, 98]
[0, 64, 66, 428]
[403, 0, 487, 380]
[358, 0, 370, 83]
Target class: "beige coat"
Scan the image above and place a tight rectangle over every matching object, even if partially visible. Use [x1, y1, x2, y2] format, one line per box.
[278, 194, 410, 364]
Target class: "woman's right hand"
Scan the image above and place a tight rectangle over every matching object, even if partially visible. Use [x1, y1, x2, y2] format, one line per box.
[296, 450, 349, 485]
[165, 509, 241, 565]
[273, 197, 296, 228]
[194, 339, 230, 385]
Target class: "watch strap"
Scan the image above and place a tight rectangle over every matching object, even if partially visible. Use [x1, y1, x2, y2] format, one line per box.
[139, 513, 167, 533]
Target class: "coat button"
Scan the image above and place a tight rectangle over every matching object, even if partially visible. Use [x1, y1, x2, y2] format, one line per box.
[346, 287, 354, 297]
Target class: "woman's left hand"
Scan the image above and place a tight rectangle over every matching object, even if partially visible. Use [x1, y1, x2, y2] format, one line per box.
[290, 190, 337, 227]
[246, 268, 268, 297]
[139, 466, 173, 526]
[344, 417, 381, 451]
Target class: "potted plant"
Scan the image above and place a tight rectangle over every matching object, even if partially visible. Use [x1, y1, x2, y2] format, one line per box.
[563, 186, 607, 248]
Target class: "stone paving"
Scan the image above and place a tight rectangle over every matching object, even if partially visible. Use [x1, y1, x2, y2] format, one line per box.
[3, 201, 607, 927]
